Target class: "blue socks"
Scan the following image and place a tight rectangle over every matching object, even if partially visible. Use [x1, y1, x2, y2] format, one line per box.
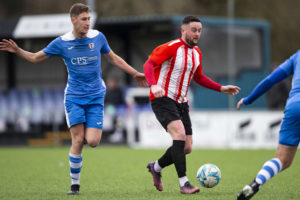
[255, 158, 282, 185]
[69, 153, 82, 185]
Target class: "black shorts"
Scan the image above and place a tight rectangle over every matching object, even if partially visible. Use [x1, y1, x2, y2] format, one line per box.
[151, 97, 192, 135]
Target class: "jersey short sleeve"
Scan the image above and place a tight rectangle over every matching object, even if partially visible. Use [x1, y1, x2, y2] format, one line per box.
[149, 40, 178, 65]
[42, 37, 62, 57]
[99, 32, 111, 54]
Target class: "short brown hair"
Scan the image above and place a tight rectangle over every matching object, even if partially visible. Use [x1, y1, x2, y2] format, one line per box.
[69, 3, 90, 18]
[182, 16, 201, 25]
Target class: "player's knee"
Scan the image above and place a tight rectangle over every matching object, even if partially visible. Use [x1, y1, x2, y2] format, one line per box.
[87, 140, 99, 148]
[171, 131, 185, 141]
[172, 128, 186, 140]
[73, 137, 85, 146]
[167, 122, 185, 140]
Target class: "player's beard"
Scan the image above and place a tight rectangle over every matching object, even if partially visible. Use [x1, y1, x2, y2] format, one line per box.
[185, 36, 199, 47]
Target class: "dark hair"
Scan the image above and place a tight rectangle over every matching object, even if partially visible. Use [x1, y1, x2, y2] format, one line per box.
[181, 16, 201, 25]
[69, 3, 90, 17]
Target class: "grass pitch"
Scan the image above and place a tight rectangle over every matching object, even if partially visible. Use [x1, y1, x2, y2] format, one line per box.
[0, 146, 299, 200]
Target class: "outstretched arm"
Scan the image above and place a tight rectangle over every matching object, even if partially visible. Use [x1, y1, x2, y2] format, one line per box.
[194, 73, 240, 96]
[236, 67, 289, 110]
[0, 39, 48, 63]
[104, 50, 148, 87]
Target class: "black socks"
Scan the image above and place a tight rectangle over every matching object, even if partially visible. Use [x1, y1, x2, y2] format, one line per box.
[158, 146, 173, 168]
[158, 140, 186, 177]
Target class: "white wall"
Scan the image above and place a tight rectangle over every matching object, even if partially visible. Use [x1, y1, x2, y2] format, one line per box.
[136, 111, 283, 149]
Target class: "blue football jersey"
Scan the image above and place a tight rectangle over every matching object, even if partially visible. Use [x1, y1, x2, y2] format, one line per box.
[43, 29, 111, 97]
[278, 50, 300, 105]
[243, 50, 300, 107]
[242, 50, 300, 146]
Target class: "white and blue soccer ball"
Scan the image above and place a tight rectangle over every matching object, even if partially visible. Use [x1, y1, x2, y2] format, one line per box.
[196, 163, 221, 188]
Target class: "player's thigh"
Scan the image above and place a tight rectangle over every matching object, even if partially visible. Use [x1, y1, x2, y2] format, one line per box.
[181, 102, 192, 135]
[85, 103, 104, 147]
[276, 144, 298, 170]
[151, 97, 181, 131]
[85, 103, 104, 130]
[167, 120, 186, 140]
[65, 100, 86, 128]
[85, 127, 103, 147]
[279, 102, 300, 146]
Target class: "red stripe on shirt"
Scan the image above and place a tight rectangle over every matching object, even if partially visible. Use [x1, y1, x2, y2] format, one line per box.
[164, 54, 177, 97]
[176, 46, 188, 102]
[182, 49, 196, 103]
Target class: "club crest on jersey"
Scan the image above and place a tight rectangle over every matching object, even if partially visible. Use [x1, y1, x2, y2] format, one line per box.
[187, 61, 193, 70]
[89, 43, 95, 50]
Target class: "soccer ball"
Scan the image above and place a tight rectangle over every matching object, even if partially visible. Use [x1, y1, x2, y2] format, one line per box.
[196, 163, 221, 188]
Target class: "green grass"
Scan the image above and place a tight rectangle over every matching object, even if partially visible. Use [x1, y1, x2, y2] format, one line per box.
[0, 146, 299, 200]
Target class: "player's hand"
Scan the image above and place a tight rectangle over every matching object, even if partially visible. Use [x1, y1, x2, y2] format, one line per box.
[133, 72, 149, 87]
[220, 85, 240, 96]
[151, 85, 165, 98]
[0, 39, 19, 53]
[236, 98, 245, 110]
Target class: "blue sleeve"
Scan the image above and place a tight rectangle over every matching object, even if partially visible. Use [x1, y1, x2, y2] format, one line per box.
[42, 37, 61, 57]
[243, 67, 290, 104]
[99, 32, 111, 54]
[277, 52, 297, 76]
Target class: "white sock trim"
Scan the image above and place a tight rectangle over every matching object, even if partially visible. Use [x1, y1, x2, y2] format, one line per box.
[272, 158, 283, 171]
[154, 160, 162, 172]
[71, 179, 80, 185]
[69, 153, 82, 158]
[255, 177, 263, 185]
[179, 176, 188, 187]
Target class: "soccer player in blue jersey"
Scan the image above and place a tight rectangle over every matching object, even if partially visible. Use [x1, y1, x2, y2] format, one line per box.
[0, 3, 147, 195]
[236, 51, 300, 200]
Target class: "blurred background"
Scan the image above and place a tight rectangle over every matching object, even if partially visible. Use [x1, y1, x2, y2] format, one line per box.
[0, 0, 298, 148]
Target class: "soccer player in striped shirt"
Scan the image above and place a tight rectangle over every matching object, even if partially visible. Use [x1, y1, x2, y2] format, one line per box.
[0, 3, 147, 195]
[143, 15, 240, 194]
[236, 51, 300, 199]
